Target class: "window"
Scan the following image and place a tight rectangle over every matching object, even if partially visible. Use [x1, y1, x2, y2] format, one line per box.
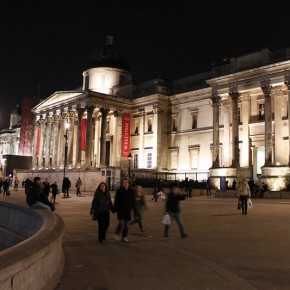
[147, 118, 153, 133]
[133, 154, 138, 169]
[172, 117, 177, 132]
[170, 150, 178, 169]
[192, 114, 197, 129]
[134, 120, 139, 134]
[147, 152, 152, 168]
[190, 148, 199, 169]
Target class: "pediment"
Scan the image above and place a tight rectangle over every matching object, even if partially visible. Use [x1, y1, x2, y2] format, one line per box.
[33, 91, 84, 113]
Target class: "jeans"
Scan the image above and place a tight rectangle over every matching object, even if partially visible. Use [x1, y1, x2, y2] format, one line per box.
[97, 212, 110, 241]
[115, 219, 129, 238]
[30, 201, 51, 210]
[165, 212, 185, 236]
[76, 187, 81, 196]
[240, 196, 248, 214]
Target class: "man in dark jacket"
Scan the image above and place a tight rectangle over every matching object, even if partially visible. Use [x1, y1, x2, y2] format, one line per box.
[26, 177, 54, 210]
[113, 178, 136, 242]
[164, 185, 188, 238]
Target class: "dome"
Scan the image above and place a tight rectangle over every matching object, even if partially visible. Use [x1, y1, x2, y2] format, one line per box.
[85, 36, 131, 72]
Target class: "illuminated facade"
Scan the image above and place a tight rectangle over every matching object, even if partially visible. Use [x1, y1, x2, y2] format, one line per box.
[15, 38, 290, 190]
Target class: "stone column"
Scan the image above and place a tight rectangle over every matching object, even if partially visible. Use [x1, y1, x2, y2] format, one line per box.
[284, 78, 290, 165]
[261, 84, 273, 166]
[99, 107, 110, 166]
[229, 90, 240, 168]
[38, 118, 46, 168]
[67, 111, 75, 167]
[85, 105, 95, 167]
[58, 112, 67, 167]
[273, 88, 284, 165]
[32, 120, 40, 168]
[111, 110, 122, 167]
[45, 117, 53, 168]
[52, 114, 60, 168]
[75, 107, 85, 167]
[138, 108, 145, 168]
[93, 113, 100, 166]
[210, 95, 221, 168]
[222, 99, 231, 167]
[240, 95, 250, 167]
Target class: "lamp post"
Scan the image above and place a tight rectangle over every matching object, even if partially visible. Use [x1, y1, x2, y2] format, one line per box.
[127, 152, 132, 180]
[63, 121, 70, 179]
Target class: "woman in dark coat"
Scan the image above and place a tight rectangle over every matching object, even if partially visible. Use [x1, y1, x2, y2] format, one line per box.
[90, 182, 112, 243]
[113, 178, 136, 242]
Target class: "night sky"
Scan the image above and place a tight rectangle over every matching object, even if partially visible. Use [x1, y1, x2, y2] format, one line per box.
[1, 0, 290, 129]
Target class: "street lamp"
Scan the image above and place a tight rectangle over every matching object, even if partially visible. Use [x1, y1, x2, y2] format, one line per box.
[127, 152, 132, 180]
[63, 121, 70, 179]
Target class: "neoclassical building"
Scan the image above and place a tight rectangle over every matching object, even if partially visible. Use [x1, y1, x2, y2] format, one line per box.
[15, 37, 290, 191]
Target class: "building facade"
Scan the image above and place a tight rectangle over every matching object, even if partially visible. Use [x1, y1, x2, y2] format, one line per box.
[16, 38, 290, 191]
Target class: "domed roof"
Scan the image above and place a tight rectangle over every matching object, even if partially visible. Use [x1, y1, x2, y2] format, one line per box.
[85, 36, 131, 72]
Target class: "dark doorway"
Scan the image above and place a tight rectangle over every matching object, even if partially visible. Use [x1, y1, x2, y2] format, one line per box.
[106, 141, 110, 166]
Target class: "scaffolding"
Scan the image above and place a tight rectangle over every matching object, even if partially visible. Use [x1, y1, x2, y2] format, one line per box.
[18, 98, 39, 156]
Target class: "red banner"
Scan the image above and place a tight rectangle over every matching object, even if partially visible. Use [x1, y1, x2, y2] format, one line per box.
[121, 114, 131, 157]
[81, 119, 87, 151]
[35, 128, 41, 156]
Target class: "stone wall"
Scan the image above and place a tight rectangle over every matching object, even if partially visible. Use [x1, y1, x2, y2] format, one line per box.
[0, 202, 65, 290]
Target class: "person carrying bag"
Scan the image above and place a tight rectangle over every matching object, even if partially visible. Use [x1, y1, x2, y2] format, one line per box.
[237, 179, 251, 215]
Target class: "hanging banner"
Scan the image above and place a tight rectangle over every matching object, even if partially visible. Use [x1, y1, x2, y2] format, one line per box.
[81, 119, 87, 151]
[35, 128, 41, 156]
[121, 113, 131, 157]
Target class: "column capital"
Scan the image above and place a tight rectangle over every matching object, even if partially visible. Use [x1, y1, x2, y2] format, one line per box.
[99, 107, 109, 115]
[39, 118, 46, 125]
[67, 110, 76, 118]
[60, 112, 67, 119]
[239, 94, 250, 103]
[53, 114, 60, 122]
[76, 107, 85, 116]
[261, 84, 272, 96]
[46, 117, 53, 124]
[284, 76, 290, 90]
[210, 95, 221, 104]
[34, 120, 40, 126]
[229, 91, 240, 101]
[86, 105, 96, 115]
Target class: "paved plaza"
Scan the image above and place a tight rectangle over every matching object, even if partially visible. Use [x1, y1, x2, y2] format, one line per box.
[4, 188, 290, 290]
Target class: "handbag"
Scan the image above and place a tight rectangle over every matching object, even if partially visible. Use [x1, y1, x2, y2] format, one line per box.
[247, 198, 253, 209]
[237, 200, 242, 210]
[162, 213, 171, 225]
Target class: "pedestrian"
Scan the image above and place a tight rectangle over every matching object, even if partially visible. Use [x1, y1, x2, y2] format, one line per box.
[22, 179, 25, 188]
[75, 177, 82, 196]
[206, 179, 212, 196]
[14, 177, 19, 191]
[188, 179, 193, 198]
[232, 179, 237, 190]
[42, 178, 50, 197]
[50, 181, 59, 204]
[237, 178, 251, 215]
[130, 185, 146, 231]
[163, 185, 188, 238]
[3, 178, 10, 196]
[90, 182, 113, 243]
[0, 178, 3, 194]
[26, 177, 54, 210]
[152, 178, 164, 201]
[259, 182, 268, 198]
[248, 178, 254, 196]
[62, 177, 71, 198]
[184, 177, 189, 198]
[113, 178, 136, 242]
[25, 177, 33, 195]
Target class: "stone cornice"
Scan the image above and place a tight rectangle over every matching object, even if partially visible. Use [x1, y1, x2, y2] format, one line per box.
[206, 60, 290, 87]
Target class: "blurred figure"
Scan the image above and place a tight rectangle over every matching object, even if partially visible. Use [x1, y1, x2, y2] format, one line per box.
[25, 177, 33, 195]
[259, 182, 268, 198]
[237, 179, 251, 215]
[42, 178, 50, 197]
[232, 179, 237, 190]
[50, 181, 59, 204]
[113, 178, 136, 242]
[75, 177, 82, 196]
[14, 177, 19, 191]
[164, 185, 188, 238]
[3, 178, 10, 196]
[90, 182, 113, 243]
[206, 179, 212, 196]
[62, 177, 71, 198]
[130, 185, 146, 231]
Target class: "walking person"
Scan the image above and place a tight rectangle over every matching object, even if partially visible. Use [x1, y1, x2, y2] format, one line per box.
[113, 178, 136, 242]
[42, 178, 50, 197]
[50, 181, 59, 204]
[206, 179, 212, 196]
[3, 178, 10, 196]
[163, 185, 188, 239]
[14, 177, 19, 191]
[90, 182, 113, 243]
[75, 177, 82, 196]
[62, 177, 71, 198]
[130, 185, 146, 231]
[237, 179, 251, 215]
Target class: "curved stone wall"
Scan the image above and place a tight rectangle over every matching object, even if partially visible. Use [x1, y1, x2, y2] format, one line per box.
[0, 202, 65, 290]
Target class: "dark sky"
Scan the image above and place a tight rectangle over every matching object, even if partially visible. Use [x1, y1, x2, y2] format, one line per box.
[1, 0, 290, 129]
